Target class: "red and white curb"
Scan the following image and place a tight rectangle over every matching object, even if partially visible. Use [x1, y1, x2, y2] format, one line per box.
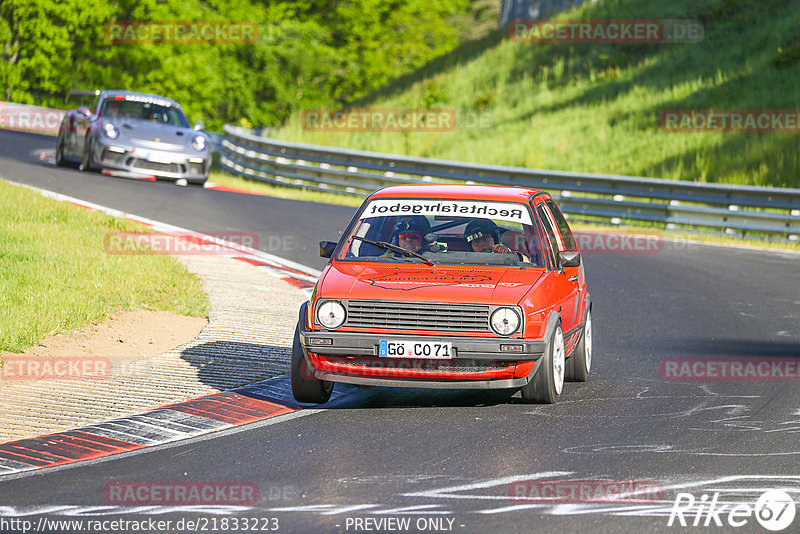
[5, 179, 321, 296]
[0, 181, 332, 475]
[0, 376, 356, 476]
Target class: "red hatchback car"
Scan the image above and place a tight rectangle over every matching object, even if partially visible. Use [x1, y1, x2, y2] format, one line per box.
[291, 185, 592, 404]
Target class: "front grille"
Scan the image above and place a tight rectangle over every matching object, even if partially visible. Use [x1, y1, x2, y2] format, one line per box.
[127, 158, 185, 173]
[101, 149, 126, 165]
[345, 300, 491, 332]
[187, 163, 206, 175]
[132, 139, 184, 151]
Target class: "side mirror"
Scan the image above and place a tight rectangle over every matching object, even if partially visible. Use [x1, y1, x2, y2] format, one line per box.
[557, 250, 581, 268]
[193, 121, 205, 131]
[319, 241, 337, 258]
[77, 106, 92, 118]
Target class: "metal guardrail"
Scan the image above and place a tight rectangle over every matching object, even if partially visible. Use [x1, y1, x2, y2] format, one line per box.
[219, 125, 800, 237]
[206, 131, 225, 154]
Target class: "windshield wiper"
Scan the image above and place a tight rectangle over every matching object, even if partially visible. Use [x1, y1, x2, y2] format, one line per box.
[351, 236, 435, 266]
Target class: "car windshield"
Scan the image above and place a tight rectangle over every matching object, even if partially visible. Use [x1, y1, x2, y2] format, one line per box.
[100, 97, 190, 127]
[338, 198, 545, 267]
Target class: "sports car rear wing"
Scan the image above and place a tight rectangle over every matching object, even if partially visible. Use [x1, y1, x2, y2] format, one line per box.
[69, 89, 101, 107]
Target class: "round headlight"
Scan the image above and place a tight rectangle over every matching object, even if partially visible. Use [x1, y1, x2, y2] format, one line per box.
[191, 134, 207, 151]
[490, 307, 520, 336]
[102, 122, 119, 139]
[317, 301, 346, 330]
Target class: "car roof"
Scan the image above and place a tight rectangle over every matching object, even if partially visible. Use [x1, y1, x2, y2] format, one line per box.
[100, 90, 182, 108]
[370, 184, 548, 202]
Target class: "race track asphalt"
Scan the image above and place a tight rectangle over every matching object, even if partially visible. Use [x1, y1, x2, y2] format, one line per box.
[1, 130, 798, 534]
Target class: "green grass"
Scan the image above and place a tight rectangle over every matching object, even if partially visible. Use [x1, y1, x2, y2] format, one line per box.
[265, 0, 800, 189]
[209, 171, 363, 207]
[0, 179, 209, 353]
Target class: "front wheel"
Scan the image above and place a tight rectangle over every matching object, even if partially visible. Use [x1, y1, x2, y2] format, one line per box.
[521, 321, 565, 403]
[290, 325, 333, 404]
[55, 134, 67, 167]
[566, 309, 592, 382]
[55, 128, 78, 168]
[79, 135, 96, 172]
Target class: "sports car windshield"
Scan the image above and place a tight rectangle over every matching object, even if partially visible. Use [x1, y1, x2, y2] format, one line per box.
[100, 98, 190, 127]
[339, 198, 545, 268]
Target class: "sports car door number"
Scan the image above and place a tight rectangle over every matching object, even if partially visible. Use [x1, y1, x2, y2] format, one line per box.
[379, 340, 453, 359]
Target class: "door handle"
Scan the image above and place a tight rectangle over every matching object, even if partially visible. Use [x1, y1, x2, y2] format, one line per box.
[568, 276, 578, 282]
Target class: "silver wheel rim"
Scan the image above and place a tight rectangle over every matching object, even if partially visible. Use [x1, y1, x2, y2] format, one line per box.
[584, 312, 592, 373]
[553, 326, 565, 395]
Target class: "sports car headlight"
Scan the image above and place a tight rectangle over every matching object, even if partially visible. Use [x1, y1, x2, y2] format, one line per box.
[102, 122, 119, 139]
[490, 307, 521, 336]
[316, 301, 346, 330]
[191, 135, 207, 151]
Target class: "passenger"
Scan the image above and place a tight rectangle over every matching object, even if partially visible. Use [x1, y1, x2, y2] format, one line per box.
[464, 219, 530, 262]
[464, 219, 511, 253]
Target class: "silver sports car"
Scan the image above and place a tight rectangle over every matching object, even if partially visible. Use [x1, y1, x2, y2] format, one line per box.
[56, 90, 211, 185]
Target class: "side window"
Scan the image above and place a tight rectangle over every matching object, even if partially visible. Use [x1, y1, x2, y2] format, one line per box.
[536, 204, 558, 269]
[545, 199, 577, 251]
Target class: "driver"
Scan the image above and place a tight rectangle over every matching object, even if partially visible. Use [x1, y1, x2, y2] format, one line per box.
[147, 107, 162, 122]
[104, 100, 121, 119]
[385, 216, 431, 255]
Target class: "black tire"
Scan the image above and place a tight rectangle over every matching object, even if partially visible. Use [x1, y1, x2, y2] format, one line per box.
[55, 128, 78, 168]
[566, 308, 592, 382]
[520, 321, 565, 404]
[290, 325, 333, 404]
[79, 135, 96, 172]
[55, 133, 67, 167]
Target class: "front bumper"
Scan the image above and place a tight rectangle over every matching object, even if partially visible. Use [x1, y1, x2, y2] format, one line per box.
[299, 328, 546, 389]
[93, 137, 210, 182]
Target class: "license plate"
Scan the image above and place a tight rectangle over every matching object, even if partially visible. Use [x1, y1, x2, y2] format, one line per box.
[145, 151, 173, 164]
[378, 340, 453, 359]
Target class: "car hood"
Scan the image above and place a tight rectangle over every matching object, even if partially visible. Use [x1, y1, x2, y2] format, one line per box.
[317, 262, 544, 306]
[113, 120, 199, 148]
